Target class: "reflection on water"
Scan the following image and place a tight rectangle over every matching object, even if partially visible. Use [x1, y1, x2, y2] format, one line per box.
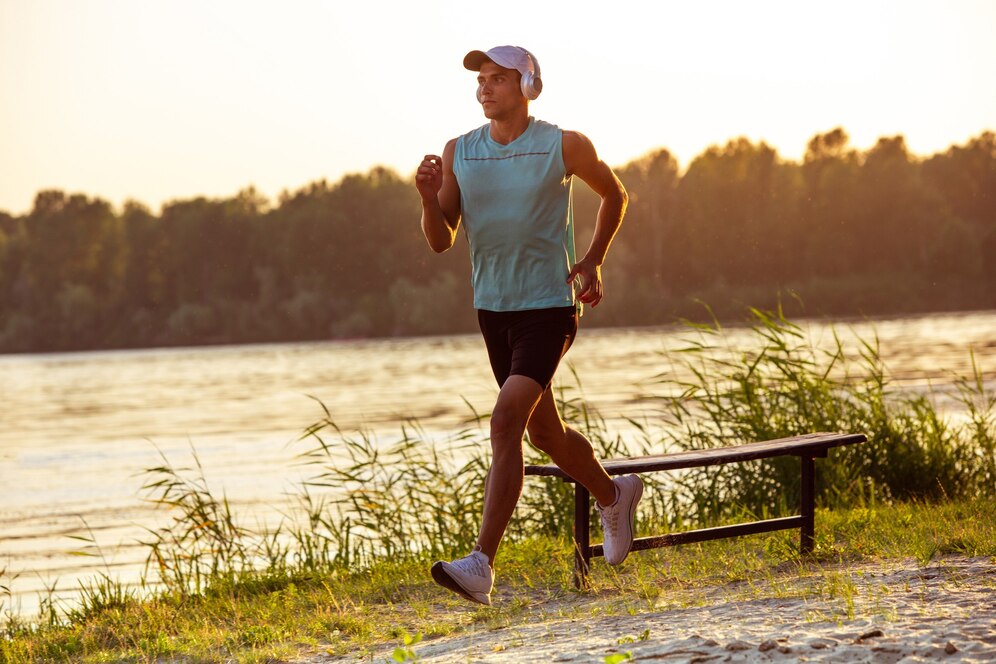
[1, 310, 994, 618]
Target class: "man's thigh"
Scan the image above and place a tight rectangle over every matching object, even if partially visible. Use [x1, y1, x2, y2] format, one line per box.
[478, 307, 578, 389]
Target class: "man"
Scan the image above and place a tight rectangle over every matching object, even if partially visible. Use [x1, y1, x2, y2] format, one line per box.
[415, 45, 643, 606]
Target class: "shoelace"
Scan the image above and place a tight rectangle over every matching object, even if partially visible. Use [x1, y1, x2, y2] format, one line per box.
[453, 553, 489, 578]
[600, 508, 620, 535]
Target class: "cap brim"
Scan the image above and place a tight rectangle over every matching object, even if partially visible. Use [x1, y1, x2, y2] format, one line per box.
[463, 50, 491, 71]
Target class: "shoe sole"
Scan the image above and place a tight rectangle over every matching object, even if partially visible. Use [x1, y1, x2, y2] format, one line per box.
[431, 562, 491, 605]
[609, 476, 644, 565]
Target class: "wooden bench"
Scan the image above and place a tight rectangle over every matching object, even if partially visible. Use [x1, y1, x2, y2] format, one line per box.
[524, 431, 867, 587]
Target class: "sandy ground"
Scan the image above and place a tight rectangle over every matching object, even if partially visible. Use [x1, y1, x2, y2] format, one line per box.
[318, 555, 996, 663]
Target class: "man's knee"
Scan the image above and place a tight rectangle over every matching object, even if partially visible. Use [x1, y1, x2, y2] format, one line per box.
[527, 420, 567, 454]
[490, 407, 527, 449]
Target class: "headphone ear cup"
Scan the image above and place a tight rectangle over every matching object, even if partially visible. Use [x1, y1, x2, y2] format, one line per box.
[519, 50, 542, 100]
[520, 73, 533, 100]
[521, 73, 542, 100]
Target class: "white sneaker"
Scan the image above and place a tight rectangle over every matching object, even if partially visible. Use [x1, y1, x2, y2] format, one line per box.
[431, 549, 493, 605]
[597, 474, 644, 565]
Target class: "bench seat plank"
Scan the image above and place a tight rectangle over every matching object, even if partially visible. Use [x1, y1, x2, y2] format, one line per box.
[525, 431, 866, 479]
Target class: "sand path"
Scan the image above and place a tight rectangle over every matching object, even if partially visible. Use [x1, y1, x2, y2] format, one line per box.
[321, 555, 995, 662]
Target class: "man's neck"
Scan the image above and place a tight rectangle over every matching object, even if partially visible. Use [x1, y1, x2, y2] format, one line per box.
[488, 113, 530, 145]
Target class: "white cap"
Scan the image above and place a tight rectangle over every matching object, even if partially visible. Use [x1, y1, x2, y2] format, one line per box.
[463, 45, 535, 76]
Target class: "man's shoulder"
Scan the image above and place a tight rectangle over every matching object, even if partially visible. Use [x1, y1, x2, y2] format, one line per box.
[561, 129, 589, 143]
[561, 130, 596, 155]
[451, 125, 487, 162]
[457, 123, 491, 142]
[561, 130, 600, 178]
[531, 118, 566, 141]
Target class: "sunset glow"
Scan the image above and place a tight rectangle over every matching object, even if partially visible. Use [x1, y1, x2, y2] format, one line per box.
[1, 0, 994, 214]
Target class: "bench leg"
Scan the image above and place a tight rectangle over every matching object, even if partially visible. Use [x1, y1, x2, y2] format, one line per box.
[573, 483, 591, 589]
[800, 454, 815, 554]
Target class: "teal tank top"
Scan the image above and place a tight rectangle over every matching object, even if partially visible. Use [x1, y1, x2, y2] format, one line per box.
[453, 117, 576, 311]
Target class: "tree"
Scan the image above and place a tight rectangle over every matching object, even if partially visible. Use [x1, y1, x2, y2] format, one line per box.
[1, 130, 994, 353]
[799, 128, 863, 276]
[20, 191, 124, 348]
[922, 131, 996, 287]
[675, 138, 797, 289]
[857, 136, 944, 273]
[617, 149, 681, 290]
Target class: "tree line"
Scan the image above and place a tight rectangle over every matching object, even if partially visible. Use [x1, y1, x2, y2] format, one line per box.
[0, 128, 993, 353]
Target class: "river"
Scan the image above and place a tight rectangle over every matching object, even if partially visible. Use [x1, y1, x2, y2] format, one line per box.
[2, 310, 994, 619]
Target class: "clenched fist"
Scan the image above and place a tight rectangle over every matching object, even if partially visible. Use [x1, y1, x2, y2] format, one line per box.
[415, 154, 443, 203]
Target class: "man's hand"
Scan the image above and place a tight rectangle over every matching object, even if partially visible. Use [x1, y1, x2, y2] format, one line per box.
[415, 154, 443, 203]
[562, 131, 627, 309]
[568, 257, 604, 307]
[417, 141, 462, 253]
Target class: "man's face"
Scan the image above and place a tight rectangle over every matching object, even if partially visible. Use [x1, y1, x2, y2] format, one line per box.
[477, 61, 525, 119]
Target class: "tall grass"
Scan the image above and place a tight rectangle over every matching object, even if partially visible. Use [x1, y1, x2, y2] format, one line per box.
[278, 306, 994, 570]
[296, 417, 486, 565]
[654, 306, 995, 524]
[142, 447, 260, 594]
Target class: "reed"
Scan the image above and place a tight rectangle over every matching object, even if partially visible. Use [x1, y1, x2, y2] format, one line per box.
[64, 520, 138, 625]
[141, 446, 259, 595]
[653, 306, 995, 523]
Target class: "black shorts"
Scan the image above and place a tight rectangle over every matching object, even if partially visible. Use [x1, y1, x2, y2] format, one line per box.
[477, 306, 578, 390]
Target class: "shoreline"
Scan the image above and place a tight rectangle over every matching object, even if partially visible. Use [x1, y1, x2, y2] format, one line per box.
[4, 307, 996, 360]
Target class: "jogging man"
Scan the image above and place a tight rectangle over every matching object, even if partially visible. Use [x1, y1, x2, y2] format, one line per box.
[415, 45, 643, 605]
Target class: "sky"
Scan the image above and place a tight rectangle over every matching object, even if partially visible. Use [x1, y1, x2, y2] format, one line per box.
[1, 0, 994, 216]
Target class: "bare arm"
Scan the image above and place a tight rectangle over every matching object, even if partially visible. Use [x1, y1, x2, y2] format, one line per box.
[415, 139, 462, 253]
[563, 130, 628, 307]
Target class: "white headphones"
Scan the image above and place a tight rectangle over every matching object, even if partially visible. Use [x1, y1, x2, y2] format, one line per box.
[518, 48, 543, 100]
[476, 47, 543, 102]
